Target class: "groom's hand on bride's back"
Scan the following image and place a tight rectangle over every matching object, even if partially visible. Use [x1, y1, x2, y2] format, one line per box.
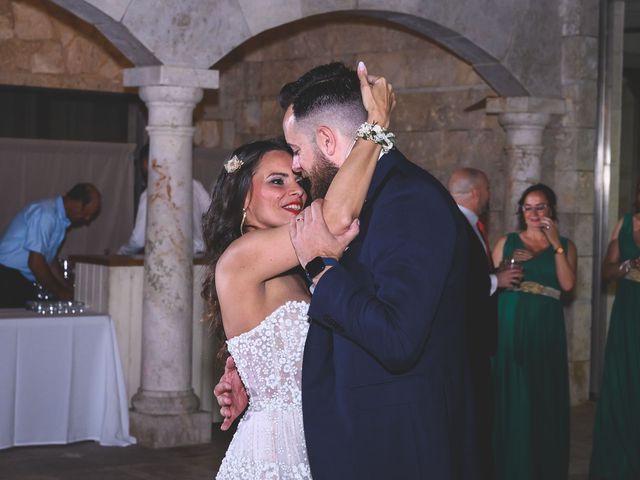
[214, 356, 248, 431]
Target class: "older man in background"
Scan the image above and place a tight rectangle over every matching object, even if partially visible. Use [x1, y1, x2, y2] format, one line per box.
[447, 167, 523, 480]
[0, 183, 101, 307]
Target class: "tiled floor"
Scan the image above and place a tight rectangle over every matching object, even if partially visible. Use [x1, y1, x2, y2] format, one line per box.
[0, 427, 234, 480]
[569, 401, 596, 480]
[0, 403, 596, 479]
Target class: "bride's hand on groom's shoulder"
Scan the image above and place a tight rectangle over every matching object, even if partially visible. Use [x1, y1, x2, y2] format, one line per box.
[214, 356, 248, 431]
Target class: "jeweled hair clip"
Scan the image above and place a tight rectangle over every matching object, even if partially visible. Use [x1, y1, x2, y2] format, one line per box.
[224, 155, 243, 173]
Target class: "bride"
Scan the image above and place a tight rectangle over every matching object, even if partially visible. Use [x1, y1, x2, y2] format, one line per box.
[202, 62, 394, 479]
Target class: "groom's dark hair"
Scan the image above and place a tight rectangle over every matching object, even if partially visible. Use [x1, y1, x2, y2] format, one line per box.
[278, 62, 366, 136]
[278, 63, 357, 110]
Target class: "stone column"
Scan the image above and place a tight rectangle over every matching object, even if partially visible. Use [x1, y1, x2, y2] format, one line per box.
[123, 66, 219, 448]
[487, 97, 566, 230]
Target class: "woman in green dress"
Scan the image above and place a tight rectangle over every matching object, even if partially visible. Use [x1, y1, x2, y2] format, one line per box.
[590, 179, 640, 480]
[491, 183, 578, 480]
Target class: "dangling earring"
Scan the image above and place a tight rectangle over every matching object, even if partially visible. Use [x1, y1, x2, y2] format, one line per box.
[240, 209, 247, 236]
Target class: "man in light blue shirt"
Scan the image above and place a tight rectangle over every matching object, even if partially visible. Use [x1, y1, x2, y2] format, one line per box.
[0, 183, 101, 307]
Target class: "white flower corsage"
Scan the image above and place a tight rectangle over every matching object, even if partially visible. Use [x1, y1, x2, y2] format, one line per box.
[355, 122, 396, 154]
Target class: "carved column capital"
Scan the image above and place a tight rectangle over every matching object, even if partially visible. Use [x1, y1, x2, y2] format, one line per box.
[487, 97, 566, 230]
[139, 85, 204, 128]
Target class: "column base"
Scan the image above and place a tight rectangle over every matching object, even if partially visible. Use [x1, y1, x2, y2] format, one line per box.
[131, 388, 200, 415]
[130, 410, 212, 448]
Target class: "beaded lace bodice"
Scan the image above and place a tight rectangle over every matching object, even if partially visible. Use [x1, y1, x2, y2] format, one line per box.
[216, 300, 312, 480]
[226, 300, 309, 411]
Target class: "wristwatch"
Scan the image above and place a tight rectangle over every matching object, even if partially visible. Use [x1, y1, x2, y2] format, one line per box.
[554, 246, 565, 255]
[304, 257, 338, 281]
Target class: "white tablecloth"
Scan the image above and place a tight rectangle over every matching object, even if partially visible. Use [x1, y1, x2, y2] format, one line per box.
[0, 309, 136, 449]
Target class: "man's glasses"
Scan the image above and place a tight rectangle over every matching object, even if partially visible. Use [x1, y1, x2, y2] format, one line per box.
[522, 204, 548, 213]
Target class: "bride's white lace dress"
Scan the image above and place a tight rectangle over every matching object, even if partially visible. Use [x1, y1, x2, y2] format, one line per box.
[216, 300, 313, 479]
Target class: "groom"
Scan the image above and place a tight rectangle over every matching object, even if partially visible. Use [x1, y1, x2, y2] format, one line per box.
[216, 63, 478, 479]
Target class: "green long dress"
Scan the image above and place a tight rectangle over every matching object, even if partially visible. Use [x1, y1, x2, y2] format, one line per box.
[590, 213, 640, 480]
[493, 232, 570, 480]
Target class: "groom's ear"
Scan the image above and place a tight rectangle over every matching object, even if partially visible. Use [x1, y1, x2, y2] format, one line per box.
[315, 125, 337, 157]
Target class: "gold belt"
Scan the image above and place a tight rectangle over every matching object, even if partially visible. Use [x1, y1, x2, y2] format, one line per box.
[512, 281, 561, 300]
[624, 268, 640, 283]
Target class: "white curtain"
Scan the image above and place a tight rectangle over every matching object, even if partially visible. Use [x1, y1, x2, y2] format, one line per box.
[0, 138, 135, 258]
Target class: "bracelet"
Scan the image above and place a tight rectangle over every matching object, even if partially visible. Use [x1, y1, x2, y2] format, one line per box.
[355, 122, 396, 153]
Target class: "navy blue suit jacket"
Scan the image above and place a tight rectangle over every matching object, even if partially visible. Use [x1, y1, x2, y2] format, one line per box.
[303, 150, 478, 479]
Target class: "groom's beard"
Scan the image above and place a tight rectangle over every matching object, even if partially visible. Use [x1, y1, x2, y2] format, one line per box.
[308, 151, 339, 200]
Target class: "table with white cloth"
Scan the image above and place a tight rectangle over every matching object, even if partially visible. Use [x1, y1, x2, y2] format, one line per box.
[0, 309, 136, 449]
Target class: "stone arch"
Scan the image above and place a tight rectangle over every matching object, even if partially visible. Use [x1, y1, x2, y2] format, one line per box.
[48, 0, 561, 98]
[348, 11, 528, 97]
[48, 0, 161, 66]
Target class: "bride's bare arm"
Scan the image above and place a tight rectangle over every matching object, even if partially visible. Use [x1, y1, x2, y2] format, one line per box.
[321, 64, 394, 234]
[219, 64, 395, 285]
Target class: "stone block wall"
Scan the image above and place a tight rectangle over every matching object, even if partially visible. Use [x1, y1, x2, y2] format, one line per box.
[553, 0, 599, 404]
[0, 0, 130, 92]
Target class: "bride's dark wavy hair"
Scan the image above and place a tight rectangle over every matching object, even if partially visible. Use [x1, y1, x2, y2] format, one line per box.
[202, 137, 293, 361]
